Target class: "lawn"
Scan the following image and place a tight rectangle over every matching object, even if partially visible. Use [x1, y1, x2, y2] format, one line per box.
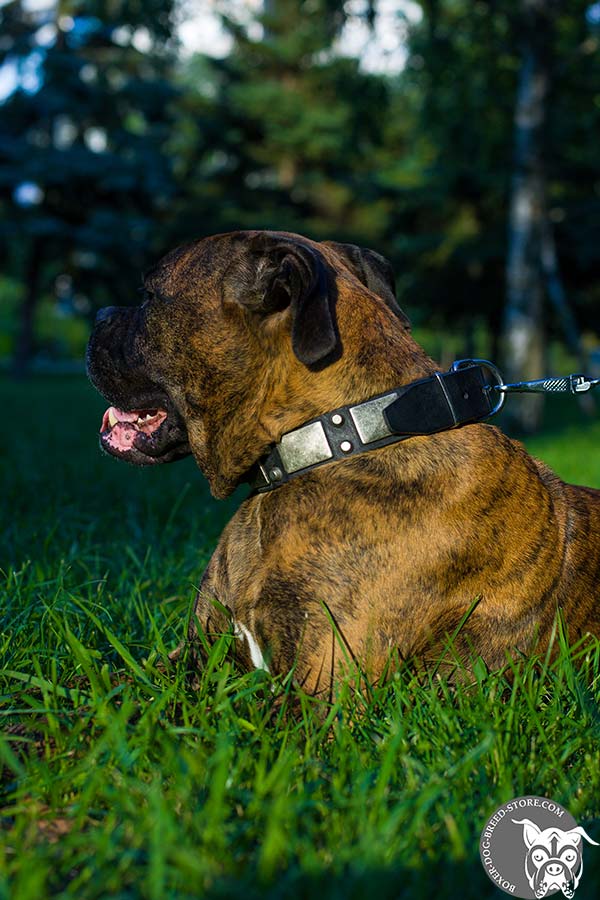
[1, 375, 599, 899]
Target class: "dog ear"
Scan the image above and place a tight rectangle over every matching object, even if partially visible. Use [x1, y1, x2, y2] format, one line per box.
[512, 819, 542, 849]
[241, 235, 339, 367]
[564, 827, 600, 846]
[322, 240, 410, 329]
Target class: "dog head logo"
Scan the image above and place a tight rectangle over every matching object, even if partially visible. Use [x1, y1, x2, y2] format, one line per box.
[512, 818, 599, 898]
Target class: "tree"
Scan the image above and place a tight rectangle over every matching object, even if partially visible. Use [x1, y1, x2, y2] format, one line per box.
[0, 0, 178, 373]
[170, 0, 396, 248]
[503, 0, 592, 430]
[388, 0, 600, 393]
[502, 0, 551, 430]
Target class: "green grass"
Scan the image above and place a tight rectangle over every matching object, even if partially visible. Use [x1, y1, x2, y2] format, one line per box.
[522, 396, 600, 488]
[1, 375, 600, 900]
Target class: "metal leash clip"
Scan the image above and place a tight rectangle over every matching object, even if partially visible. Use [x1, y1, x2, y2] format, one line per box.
[494, 374, 600, 395]
[451, 358, 599, 420]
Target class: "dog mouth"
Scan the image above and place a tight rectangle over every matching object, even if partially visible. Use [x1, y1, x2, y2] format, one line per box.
[99, 402, 190, 465]
[101, 405, 167, 448]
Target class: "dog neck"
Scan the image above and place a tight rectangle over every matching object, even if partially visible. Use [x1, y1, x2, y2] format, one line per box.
[202, 303, 436, 497]
[248, 360, 497, 493]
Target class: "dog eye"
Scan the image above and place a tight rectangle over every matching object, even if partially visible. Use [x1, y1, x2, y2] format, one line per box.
[138, 286, 172, 308]
[137, 288, 156, 310]
[532, 851, 546, 863]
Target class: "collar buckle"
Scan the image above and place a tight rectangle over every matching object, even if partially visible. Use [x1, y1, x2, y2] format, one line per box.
[451, 358, 506, 417]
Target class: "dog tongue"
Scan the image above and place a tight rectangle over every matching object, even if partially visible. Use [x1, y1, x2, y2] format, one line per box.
[102, 408, 139, 428]
[100, 406, 167, 453]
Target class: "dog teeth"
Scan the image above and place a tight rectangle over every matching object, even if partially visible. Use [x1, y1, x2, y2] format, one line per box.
[106, 409, 161, 429]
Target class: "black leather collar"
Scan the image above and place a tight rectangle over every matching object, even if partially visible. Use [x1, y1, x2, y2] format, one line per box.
[249, 360, 503, 494]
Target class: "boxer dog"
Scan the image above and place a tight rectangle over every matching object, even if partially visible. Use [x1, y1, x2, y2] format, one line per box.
[86, 230, 600, 692]
[513, 818, 599, 898]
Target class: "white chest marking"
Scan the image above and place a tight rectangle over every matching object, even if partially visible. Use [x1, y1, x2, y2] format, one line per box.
[233, 620, 270, 672]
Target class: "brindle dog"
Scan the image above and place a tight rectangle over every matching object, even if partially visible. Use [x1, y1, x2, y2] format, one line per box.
[87, 230, 600, 691]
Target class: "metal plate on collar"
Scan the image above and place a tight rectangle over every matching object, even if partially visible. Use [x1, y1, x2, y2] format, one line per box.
[349, 392, 399, 444]
[279, 421, 333, 474]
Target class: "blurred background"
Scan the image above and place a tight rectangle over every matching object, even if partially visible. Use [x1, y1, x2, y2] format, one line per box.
[1, 0, 599, 431]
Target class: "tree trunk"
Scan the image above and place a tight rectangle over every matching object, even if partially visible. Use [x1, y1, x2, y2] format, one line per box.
[540, 213, 595, 414]
[504, 1, 590, 428]
[13, 235, 44, 377]
[503, 1, 553, 432]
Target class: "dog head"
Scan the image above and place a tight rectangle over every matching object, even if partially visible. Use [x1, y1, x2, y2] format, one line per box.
[87, 230, 424, 497]
[512, 818, 599, 897]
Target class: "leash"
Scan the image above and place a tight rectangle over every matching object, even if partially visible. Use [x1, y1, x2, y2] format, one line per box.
[250, 359, 599, 494]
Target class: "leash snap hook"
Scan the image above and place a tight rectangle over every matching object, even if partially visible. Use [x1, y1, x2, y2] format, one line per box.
[451, 358, 506, 417]
[488, 372, 600, 396]
[570, 374, 600, 393]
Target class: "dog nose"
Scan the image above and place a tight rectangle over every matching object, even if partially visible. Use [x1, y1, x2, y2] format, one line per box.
[95, 306, 119, 326]
[547, 863, 562, 876]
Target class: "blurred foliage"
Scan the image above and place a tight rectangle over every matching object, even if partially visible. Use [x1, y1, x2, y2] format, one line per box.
[0, 0, 178, 323]
[0, 0, 599, 364]
[399, 0, 600, 342]
[173, 0, 394, 242]
[0, 275, 21, 356]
